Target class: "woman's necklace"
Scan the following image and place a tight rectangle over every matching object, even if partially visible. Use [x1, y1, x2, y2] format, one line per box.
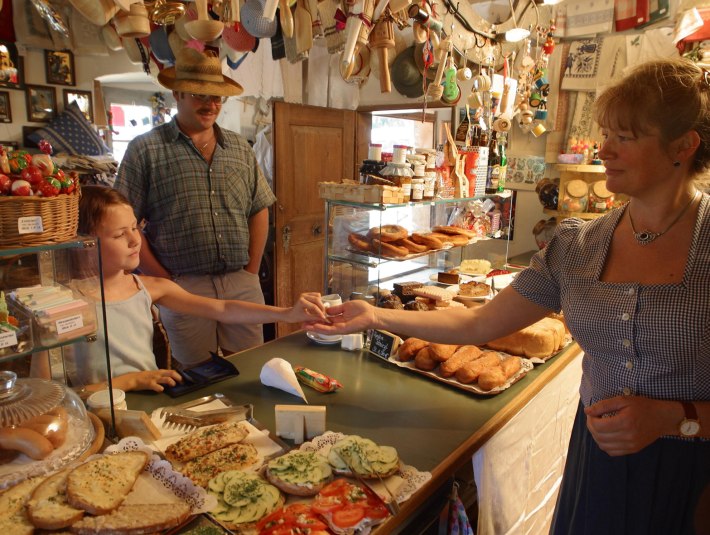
[627, 191, 698, 246]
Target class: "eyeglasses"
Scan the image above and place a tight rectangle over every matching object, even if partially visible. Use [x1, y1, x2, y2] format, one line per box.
[189, 93, 228, 104]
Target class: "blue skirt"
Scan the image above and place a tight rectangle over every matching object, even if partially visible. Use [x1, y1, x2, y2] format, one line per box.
[551, 402, 710, 535]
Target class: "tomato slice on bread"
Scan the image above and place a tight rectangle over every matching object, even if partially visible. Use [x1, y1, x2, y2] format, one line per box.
[257, 503, 328, 534]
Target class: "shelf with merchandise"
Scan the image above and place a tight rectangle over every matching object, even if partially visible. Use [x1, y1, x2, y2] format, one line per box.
[323, 193, 513, 300]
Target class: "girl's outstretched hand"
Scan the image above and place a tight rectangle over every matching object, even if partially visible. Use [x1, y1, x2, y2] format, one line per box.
[303, 300, 377, 335]
[285, 292, 327, 323]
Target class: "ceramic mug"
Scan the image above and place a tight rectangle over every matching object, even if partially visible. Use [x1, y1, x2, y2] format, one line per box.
[319, 294, 342, 341]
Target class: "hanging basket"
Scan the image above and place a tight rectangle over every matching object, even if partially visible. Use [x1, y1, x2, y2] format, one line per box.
[0, 188, 80, 248]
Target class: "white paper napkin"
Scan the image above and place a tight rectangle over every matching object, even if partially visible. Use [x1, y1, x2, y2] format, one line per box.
[260, 357, 308, 403]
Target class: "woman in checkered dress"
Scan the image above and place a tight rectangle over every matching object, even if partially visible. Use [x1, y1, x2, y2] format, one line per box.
[309, 58, 710, 533]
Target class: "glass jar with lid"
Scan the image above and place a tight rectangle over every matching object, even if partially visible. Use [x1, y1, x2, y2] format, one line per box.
[559, 179, 589, 212]
[411, 178, 424, 201]
[588, 180, 615, 213]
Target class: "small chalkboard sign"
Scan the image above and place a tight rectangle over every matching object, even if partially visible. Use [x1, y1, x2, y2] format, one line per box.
[367, 329, 402, 360]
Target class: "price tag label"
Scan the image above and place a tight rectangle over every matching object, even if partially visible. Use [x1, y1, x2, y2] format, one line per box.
[367, 329, 402, 360]
[0, 329, 18, 349]
[18, 216, 44, 234]
[56, 314, 84, 335]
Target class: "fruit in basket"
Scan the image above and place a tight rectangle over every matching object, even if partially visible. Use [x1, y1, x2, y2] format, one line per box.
[59, 172, 77, 194]
[37, 178, 61, 197]
[21, 165, 44, 186]
[0, 173, 10, 194]
[31, 153, 56, 177]
[11, 179, 32, 196]
[8, 150, 32, 175]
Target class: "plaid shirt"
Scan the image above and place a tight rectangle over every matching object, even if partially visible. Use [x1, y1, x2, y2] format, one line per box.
[513, 194, 710, 407]
[115, 120, 276, 275]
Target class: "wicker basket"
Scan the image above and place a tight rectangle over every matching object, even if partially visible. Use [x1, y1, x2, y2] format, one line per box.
[0, 191, 80, 248]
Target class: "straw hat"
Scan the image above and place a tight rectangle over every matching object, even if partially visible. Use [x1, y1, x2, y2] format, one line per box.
[391, 45, 423, 98]
[114, 3, 151, 38]
[157, 48, 244, 96]
[102, 24, 123, 51]
[123, 37, 145, 64]
[69, 0, 118, 26]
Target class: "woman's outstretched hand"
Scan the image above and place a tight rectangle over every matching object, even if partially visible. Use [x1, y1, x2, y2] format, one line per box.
[303, 300, 377, 335]
[286, 292, 327, 323]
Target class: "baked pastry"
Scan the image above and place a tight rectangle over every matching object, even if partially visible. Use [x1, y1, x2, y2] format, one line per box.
[410, 233, 443, 250]
[414, 347, 438, 370]
[348, 233, 371, 252]
[393, 281, 423, 302]
[404, 300, 429, 311]
[397, 337, 429, 361]
[433, 225, 478, 238]
[377, 294, 404, 309]
[454, 350, 502, 384]
[437, 272, 459, 285]
[394, 237, 428, 253]
[458, 281, 491, 297]
[367, 224, 408, 243]
[440, 345, 483, 377]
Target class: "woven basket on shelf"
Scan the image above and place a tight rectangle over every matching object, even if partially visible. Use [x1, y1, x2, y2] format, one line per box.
[0, 191, 80, 248]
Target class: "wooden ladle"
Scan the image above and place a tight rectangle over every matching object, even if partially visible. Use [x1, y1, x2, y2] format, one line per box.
[279, 0, 293, 38]
[294, 0, 312, 54]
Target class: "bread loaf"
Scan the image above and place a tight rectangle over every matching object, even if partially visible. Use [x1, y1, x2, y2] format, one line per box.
[66, 451, 149, 515]
[28, 468, 84, 530]
[485, 318, 565, 360]
[70, 502, 191, 534]
[440, 345, 482, 377]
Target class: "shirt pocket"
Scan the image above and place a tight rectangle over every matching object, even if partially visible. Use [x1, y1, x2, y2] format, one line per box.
[221, 163, 253, 216]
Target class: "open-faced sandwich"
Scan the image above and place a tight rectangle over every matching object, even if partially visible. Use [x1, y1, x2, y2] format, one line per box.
[264, 450, 333, 496]
[311, 478, 391, 534]
[207, 470, 283, 533]
[165, 420, 249, 463]
[327, 435, 400, 479]
[257, 503, 330, 535]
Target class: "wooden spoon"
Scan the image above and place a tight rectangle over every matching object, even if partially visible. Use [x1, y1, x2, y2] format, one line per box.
[294, 0, 312, 54]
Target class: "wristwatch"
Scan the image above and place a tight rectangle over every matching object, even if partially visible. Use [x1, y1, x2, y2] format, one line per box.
[679, 401, 701, 438]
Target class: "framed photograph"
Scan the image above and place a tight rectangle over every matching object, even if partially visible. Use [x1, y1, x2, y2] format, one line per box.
[22, 126, 41, 149]
[0, 91, 11, 122]
[0, 140, 19, 151]
[25, 84, 57, 123]
[63, 89, 93, 123]
[44, 49, 75, 86]
[0, 41, 23, 89]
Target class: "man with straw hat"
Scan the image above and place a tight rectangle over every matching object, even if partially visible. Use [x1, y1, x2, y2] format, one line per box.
[115, 48, 276, 366]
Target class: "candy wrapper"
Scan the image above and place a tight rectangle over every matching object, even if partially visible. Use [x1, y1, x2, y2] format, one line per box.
[294, 366, 343, 393]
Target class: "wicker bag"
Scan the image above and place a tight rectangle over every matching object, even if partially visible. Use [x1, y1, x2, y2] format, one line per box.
[0, 190, 80, 248]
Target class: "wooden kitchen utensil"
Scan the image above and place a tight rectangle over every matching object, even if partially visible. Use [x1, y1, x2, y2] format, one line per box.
[279, 0, 294, 38]
[185, 0, 224, 40]
[369, 16, 395, 93]
[294, 0, 313, 54]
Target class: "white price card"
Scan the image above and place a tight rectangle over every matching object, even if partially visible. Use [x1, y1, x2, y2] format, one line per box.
[17, 216, 44, 234]
[0, 329, 18, 349]
[56, 314, 84, 335]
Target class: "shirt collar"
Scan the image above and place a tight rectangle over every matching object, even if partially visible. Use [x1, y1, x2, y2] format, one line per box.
[166, 118, 227, 149]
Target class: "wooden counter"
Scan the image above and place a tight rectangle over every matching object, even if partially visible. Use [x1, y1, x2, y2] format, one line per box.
[126, 332, 582, 534]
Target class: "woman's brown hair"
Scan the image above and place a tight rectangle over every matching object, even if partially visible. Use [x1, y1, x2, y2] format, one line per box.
[78, 185, 133, 235]
[594, 58, 710, 175]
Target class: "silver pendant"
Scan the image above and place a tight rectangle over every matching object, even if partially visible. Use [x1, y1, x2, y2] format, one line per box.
[634, 230, 659, 245]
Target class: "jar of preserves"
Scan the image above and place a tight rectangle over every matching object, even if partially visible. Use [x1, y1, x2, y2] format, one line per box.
[588, 181, 615, 213]
[411, 178, 424, 201]
[559, 179, 589, 212]
[423, 172, 436, 200]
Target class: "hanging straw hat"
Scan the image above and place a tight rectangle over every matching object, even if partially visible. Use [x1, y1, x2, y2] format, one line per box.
[69, 0, 118, 26]
[157, 48, 244, 96]
[391, 45, 423, 98]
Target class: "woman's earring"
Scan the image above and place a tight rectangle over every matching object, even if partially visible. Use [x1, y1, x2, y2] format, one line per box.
[673, 161, 681, 167]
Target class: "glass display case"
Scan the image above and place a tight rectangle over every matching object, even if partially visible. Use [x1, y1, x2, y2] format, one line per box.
[0, 237, 114, 487]
[323, 194, 514, 299]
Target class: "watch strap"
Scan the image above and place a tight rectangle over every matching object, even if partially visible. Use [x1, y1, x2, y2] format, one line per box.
[681, 401, 699, 422]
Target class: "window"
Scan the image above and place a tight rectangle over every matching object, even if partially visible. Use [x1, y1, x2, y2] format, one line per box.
[109, 103, 176, 162]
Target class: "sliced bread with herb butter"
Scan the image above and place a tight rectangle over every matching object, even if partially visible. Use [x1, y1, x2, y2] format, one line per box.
[0, 476, 48, 535]
[70, 502, 191, 534]
[165, 421, 249, 463]
[265, 450, 333, 496]
[207, 470, 283, 533]
[66, 451, 149, 515]
[328, 435, 399, 479]
[27, 468, 84, 530]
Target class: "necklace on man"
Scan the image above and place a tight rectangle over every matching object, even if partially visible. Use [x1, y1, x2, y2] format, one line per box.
[627, 191, 699, 246]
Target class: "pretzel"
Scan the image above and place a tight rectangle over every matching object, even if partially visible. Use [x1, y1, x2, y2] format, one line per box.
[394, 237, 428, 253]
[410, 233, 443, 250]
[348, 232, 371, 252]
[371, 238, 409, 258]
[367, 224, 408, 243]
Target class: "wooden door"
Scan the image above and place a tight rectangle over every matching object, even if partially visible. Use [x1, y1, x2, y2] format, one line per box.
[273, 102, 356, 336]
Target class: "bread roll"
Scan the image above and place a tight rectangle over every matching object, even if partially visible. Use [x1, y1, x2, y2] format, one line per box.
[440, 345, 482, 377]
[476, 366, 506, 391]
[455, 351, 502, 384]
[485, 318, 565, 360]
[414, 347, 438, 371]
[398, 338, 428, 361]
[429, 344, 458, 362]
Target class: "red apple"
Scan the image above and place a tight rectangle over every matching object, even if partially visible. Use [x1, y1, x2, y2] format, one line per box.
[11, 179, 32, 196]
[0, 173, 11, 195]
[21, 165, 44, 185]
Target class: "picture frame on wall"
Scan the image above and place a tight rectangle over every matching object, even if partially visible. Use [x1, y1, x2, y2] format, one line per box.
[0, 41, 23, 90]
[45, 49, 75, 86]
[22, 126, 41, 149]
[25, 84, 57, 123]
[63, 89, 93, 123]
[0, 141, 19, 151]
[0, 91, 11, 122]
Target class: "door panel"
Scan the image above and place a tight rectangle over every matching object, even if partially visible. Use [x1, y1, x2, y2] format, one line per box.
[273, 102, 356, 336]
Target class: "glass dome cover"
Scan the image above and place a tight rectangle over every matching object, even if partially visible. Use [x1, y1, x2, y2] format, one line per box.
[0, 371, 67, 428]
